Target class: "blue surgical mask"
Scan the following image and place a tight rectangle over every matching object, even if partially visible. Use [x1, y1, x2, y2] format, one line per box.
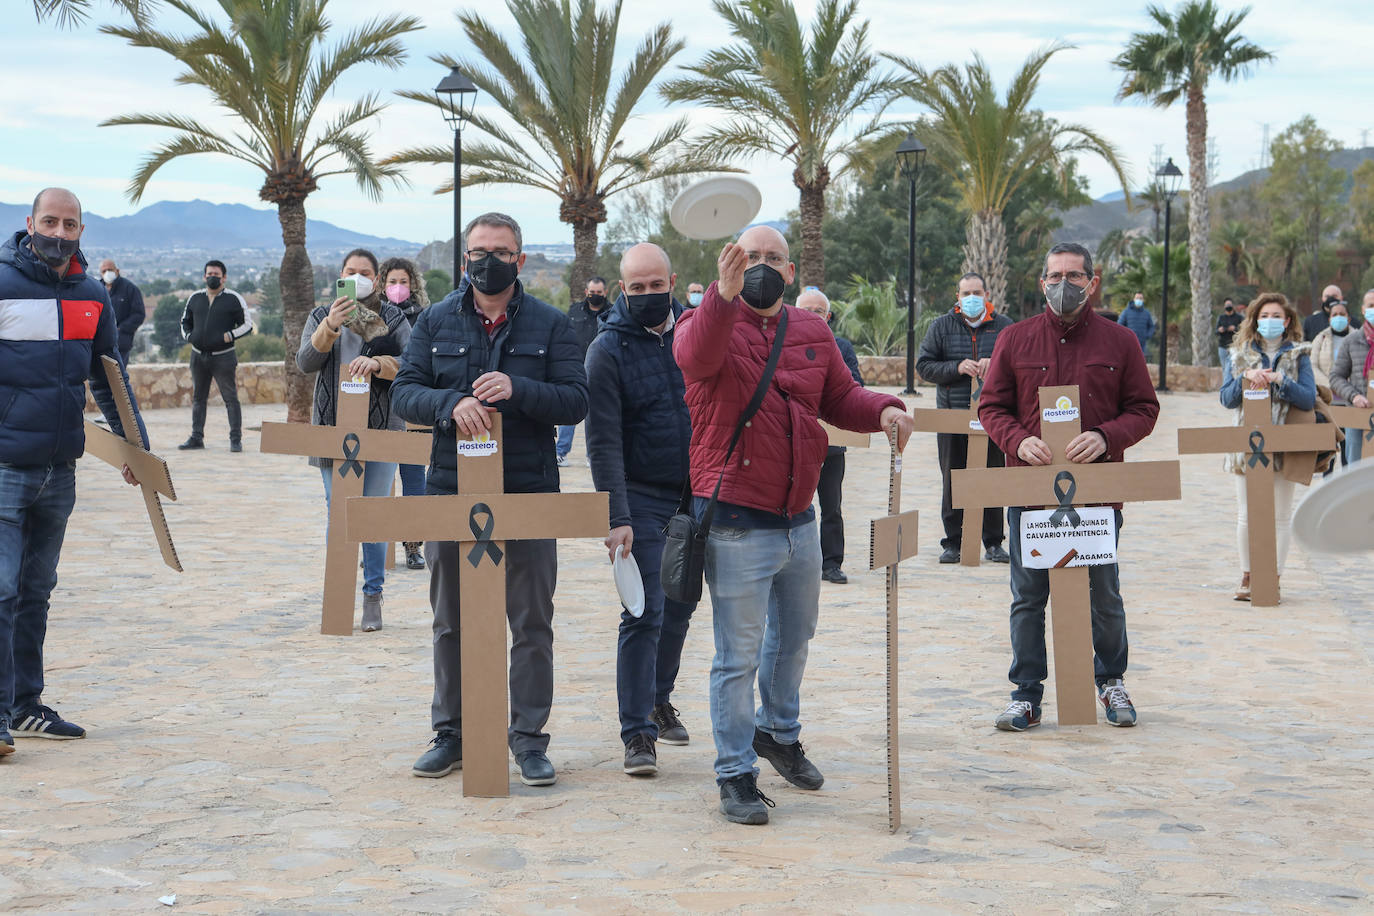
[688, 292, 703, 307]
[1330, 315, 1350, 333]
[1365, 308, 1374, 326]
[1132, 298, 1144, 307]
[959, 294, 986, 321]
[1257, 317, 1286, 341]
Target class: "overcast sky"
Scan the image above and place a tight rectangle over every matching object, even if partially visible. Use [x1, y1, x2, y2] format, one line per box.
[5, 0, 1374, 247]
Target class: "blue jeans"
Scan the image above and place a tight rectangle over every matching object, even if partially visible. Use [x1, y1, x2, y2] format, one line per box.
[0, 461, 77, 720]
[398, 462, 426, 497]
[320, 461, 398, 595]
[705, 517, 821, 782]
[1006, 507, 1128, 705]
[1346, 428, 1365, 465]
[617, 489, 697, 743]
[1218, 348, 1229, 371]
[556, 424, 576, 459]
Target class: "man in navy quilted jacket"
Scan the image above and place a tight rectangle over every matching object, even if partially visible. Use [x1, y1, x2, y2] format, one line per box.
[0, 188, 147, 757]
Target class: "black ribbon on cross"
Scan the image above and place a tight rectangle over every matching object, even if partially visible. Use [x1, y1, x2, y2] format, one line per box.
[1247, 430, 1270, 468]
[337, 432, 363, 478]
[466, 502, 504, 568]
[1364, 415, 1374, 443]
[1048, 471, 1081, 528]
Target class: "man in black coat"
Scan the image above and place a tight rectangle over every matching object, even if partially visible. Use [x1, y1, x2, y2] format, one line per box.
[797, 288, 862, 583]
[585, 243, 696, 778]
[391, 212, 589, 788]
[558, 276, 610, 465]
[98, 257, 144, 366]
[916, 272, 1014, 564]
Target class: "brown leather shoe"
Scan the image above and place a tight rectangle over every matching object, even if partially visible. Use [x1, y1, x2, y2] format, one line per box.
[1234, 572, 1251, 602]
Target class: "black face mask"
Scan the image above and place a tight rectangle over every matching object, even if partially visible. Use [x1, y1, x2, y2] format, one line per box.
[741, 264, 785, 310]
[30, 232, 79, 268]
[586, 293, 607, 309]
[467, 253, 519, 296]
[205, 275, 223, 290]
[626, 292, 672, 328]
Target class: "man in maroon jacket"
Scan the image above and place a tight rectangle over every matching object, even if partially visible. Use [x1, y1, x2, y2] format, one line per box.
[978, 242, 1160, 733]
[675, 226, 912, 825]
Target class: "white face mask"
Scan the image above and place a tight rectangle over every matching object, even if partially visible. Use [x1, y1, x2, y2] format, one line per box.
[102, 270, 117, 284]
[349, 274, 374, 300]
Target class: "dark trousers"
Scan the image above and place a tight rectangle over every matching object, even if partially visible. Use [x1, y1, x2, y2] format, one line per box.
[117, 343, 133, 368]
[189, 349, 242, 442]
[817, 449, 846, 573]
[427, 538, 556, 754]
[1006, 507, 1128, 704]
[618, 489, 697, 743]
[0, 462, 76, 719]
[937, 432, 1006, 551]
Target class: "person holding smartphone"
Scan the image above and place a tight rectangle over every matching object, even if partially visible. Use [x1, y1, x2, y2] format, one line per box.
[297, 248, 411, 632]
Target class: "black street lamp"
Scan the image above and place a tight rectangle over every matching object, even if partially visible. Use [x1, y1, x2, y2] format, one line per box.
[1155, 156, 1184, 392]
[435, 67, 479, 288]
[896, 132, 926, 395]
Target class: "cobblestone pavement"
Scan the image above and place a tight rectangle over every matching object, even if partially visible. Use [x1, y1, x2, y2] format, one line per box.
[1, 391, 1370, 913]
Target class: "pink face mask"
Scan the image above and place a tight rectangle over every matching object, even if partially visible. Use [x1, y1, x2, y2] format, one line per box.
[385, 283, 410, 305]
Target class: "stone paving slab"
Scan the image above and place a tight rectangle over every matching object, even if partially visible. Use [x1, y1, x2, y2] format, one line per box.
[1, 391, 1371, 913]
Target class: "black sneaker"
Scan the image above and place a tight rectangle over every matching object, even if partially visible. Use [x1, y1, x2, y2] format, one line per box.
[404, 542, 426, 570]
[984, 545, 1011, 563]
[10, 705, 85, 739]
[938, 547, 960, 564]
[821, 568, 848, 584]
[623, 733, 657, 776]
[412, 731, 462, 778]
[515, 749, 557, 786]
[177, 437, 204, 450]
[0, 719, 13, 757]
[651, 703, 689, 746]
[229, 440, 243, 453]
[752, 729, 824, 790]
[719, 773, 775, 825]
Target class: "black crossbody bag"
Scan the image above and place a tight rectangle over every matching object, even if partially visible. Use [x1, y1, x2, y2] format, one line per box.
[661, 308, 789, 604]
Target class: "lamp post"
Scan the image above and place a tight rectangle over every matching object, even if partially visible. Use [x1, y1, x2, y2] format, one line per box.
[1155, 156, 1184, 392]
[896, 132, 926, 395]
[435, 67, 478, 289]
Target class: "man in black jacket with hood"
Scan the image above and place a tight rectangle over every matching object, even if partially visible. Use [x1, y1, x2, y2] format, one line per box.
[916, 271, 1014, 564]
[585, 243, 696, 779]
[392, 212, 588, 789]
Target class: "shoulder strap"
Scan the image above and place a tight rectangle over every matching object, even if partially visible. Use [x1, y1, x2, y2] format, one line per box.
[683, 307, 790, 527]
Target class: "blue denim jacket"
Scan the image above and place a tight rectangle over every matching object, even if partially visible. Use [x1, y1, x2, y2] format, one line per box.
[1220, 340, 1316, 411]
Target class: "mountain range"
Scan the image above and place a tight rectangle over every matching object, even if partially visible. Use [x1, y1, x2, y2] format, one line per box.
[0, 199, 418, 253]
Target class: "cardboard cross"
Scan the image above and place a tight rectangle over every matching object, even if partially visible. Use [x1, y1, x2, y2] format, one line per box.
[260, 378, 431, 634]
[952, 386, 1181, 725]
[911, 385, 995, 567]
[867, 425, 917, 833]
[1178, 389, 1336, 606]
[345, 416, 608, 798]
[83, 355, 182, 571]
[1328, 404, 1374, 460]
[821, 420, 871, 449]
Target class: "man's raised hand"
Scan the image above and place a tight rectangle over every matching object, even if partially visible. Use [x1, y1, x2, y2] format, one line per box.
[717, 243, 748, 302]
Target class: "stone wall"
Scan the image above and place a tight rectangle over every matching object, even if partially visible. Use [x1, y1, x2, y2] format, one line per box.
[85, 362, 287, 411]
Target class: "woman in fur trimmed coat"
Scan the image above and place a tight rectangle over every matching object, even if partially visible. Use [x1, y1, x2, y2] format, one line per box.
[1218, 292, 1316, 602]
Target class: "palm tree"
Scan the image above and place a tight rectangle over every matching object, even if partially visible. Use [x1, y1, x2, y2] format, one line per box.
[101, 0, 421, 421]
[1216, 218, 1258, 283]
[890, 45, 1129, 308]
[1113, 0, 1274, 365]
[387, 0, 731, 297]
[660, 0, 900, 289]
[33, 0, 150, 27]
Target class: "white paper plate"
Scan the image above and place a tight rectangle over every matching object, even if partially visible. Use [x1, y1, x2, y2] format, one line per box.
[1292, 461, 1374, 553]
[613, 544, 645, 617]
[669, 177, 763, 240]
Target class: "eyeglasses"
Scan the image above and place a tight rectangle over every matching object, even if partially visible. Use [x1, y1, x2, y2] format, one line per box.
[1044, 271, 1089, 284]
[466, 248, 519, 264]
[744, 251, 787, 267]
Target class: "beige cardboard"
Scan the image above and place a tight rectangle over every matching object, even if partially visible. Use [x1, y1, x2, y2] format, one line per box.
[865, 426, 912, 832]
[83, 355, 182, 571]
[258, 380, 432, 634]
[912, 396, 990, 566]
[822, 421, 872, 449]
[1328, 404, 1374, 432]
[342, 415, 608, 798]
[1176, 390, 1334, 607]
[953, 385, 1181, 725]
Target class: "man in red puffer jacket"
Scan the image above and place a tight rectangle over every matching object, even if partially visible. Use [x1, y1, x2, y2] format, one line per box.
[674, 225, 912, 826]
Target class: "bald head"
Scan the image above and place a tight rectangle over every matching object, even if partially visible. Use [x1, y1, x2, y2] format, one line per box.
[737, 225, 789, 260]
[619, 242, 672, 283]
[32, 187, 82, 223]
[796, 287, 830, 320]
[28, 187, 83, 243]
